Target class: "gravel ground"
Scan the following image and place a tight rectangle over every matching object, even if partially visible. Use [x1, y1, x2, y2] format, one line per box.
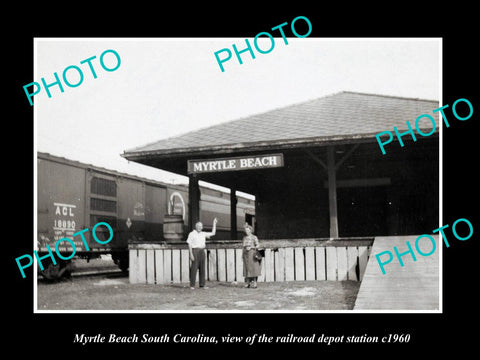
[70, 256, 119, 273]
[37, 275, 360, 311]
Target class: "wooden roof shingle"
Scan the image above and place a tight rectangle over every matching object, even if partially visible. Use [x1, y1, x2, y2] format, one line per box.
[123, 91, 439, 159]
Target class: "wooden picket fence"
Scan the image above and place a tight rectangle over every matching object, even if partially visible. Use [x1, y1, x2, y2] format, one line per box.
[129, 240, 372, 284]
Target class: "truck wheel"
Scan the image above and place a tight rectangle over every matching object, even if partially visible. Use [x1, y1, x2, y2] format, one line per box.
[41, 263, 61, 280]
[40, 261, 72, 280]
[118, 257, 129, 272]
[112, 252, 129, 272]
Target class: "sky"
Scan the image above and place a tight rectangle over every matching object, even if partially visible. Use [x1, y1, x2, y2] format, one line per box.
[35, 38, 441, 191]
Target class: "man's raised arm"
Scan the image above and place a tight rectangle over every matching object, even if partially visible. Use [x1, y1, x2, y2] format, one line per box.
[205, 218, 218, 238]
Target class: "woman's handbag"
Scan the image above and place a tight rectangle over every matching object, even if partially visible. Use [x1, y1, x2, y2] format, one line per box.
[254, 249, 265, 261]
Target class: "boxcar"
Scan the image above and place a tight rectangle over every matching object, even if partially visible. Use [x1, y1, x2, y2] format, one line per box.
[37, 152, 255, 278]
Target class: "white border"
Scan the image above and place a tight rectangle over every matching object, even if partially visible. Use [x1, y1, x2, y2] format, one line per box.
[33, 38, 39, 311]
[33, 37, 443, 314]
[438, 38, 443, 313]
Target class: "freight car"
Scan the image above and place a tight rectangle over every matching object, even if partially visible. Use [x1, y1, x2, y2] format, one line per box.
[37, 152, 255, 279]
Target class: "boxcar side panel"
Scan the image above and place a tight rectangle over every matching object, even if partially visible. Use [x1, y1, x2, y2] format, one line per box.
[37, 158, 87, 252]
[86, 170, 120, 251]
[199, 188, 255, 239]
[114, 177, 146, 248]
[145, 184, 167, 242]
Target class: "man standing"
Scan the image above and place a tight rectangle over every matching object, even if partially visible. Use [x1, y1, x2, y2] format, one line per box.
[187, 217, 217, 289]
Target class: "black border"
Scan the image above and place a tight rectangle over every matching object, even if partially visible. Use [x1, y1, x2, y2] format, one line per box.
[7, 4, 478, 355]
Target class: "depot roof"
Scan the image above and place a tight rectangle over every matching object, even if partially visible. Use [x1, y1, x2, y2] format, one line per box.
[122, 91, 439, 161]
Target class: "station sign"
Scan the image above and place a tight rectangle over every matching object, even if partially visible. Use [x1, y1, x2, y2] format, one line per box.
[187, 153, 284, 174]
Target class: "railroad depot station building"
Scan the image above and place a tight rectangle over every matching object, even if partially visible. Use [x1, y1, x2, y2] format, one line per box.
[122, 91, 439, 242]
[123, 91, 440, 310]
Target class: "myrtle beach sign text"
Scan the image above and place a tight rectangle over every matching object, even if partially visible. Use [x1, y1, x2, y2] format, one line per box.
[187, 154, 284, 174]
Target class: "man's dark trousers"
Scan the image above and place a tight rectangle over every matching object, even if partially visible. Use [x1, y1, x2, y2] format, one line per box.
[190, 248, 206, 287]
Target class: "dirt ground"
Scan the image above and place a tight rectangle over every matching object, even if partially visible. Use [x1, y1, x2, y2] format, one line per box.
[37, 274, 360, 311]
[68, 255, 119, 273]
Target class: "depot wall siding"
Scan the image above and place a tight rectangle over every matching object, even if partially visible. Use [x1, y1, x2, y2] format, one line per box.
[129, 241, 372, 284]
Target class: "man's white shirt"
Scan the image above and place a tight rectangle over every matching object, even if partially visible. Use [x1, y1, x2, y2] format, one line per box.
[186, 230, 214, 248]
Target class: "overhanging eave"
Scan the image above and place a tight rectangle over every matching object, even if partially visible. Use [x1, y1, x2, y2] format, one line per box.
[121, 132, 400, 163]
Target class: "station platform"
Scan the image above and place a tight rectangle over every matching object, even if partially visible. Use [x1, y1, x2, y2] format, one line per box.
[354, 235, 440, 311]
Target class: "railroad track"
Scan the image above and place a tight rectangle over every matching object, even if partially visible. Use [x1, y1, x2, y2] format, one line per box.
[72, 268, 126, 278]
[38, 267, 126, 281]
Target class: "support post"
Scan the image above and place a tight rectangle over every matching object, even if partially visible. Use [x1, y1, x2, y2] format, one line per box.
[327, 146, 339, 238]
[188, 174, 200, 231]
[230, 188, 237, 240]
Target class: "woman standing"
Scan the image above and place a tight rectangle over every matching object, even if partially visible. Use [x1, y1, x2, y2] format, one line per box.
[242, 224, 262, 288]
